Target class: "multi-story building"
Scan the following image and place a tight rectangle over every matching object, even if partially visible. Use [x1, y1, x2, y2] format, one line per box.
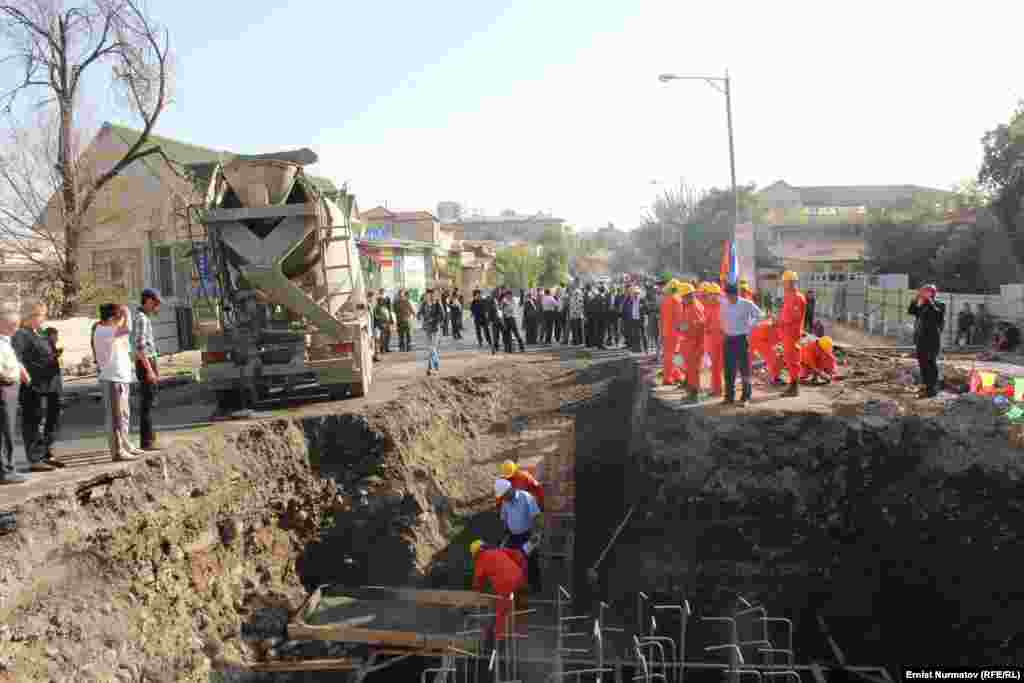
[447, 212, 565, 243]
[757, 180, 954, 276]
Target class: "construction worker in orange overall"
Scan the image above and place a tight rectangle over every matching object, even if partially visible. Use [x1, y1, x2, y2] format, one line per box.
[779, 271, 807, 397]
[660, 280, 683, 385]
[749, 318, 783, 384]
[470, 539, 528, 640]
[675, 282, 706, 401]
[701, 282, 724, 396]
[799, 336, 837, 383]
[497, 460, 545, 511]
[739, 279, 754, 301]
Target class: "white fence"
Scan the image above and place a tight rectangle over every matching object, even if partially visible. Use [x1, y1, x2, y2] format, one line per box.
[802, 282, 1024, 346]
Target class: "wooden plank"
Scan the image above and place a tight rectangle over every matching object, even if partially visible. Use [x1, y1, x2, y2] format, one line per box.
[288, 623, 475, 652]
[249, 658, 360, 672]
[358, 587, 499, 608]
[205, 204, 317, 223]
[288, 623, 424, 647]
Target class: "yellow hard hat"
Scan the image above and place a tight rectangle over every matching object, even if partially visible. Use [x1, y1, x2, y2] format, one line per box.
[470, 540, 483, 557]
[739, 279, 749, 286]
[677, 283, 696, 297]
[818, 336, 834, 353]
[664, 280, 678, 294]
[704, 282, 722, 295]
[501, 460, 518, 478]
[782, 271, 799, 282]
[698, 281, 711, 292]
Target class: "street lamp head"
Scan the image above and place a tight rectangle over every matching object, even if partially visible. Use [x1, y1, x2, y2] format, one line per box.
[658, 74, 675, 83]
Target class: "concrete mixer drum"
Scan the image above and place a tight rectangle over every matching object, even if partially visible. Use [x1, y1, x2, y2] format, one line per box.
[197, 149, 374, 412]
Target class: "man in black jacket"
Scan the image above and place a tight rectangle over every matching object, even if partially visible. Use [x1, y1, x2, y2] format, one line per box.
[486, 290, 504, 354]
[907, 284, 946, 398]
[12, 301, 63, 469]
[470, 290, 491, 348]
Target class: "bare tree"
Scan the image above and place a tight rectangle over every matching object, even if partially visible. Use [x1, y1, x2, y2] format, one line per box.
[0, 0, 171, 316]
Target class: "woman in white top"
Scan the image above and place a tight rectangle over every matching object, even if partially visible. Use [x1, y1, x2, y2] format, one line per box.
[93, 305, 142, 461]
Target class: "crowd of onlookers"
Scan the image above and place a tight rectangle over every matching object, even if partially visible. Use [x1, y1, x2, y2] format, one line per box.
[0, 289, 165, 485]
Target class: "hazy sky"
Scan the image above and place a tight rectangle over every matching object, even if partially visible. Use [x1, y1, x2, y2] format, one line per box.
[70, 0, 1024, 229]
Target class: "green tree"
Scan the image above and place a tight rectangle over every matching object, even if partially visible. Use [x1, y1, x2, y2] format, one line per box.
[979, 101, 1024, 265]
[495, 246, 542, 289]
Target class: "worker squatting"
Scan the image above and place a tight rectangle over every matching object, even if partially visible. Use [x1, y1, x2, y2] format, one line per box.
[661, 270, 835, 404]
[469, 460, 545, 641]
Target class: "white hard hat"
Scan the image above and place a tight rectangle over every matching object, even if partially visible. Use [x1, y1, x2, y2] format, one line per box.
[494, 479, 512, 498]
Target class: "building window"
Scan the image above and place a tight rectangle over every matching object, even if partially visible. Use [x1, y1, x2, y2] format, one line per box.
[156, 245, 175, 298]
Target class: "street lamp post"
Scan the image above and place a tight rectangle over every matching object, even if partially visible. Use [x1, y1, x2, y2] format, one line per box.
[657, 70, 740, 234]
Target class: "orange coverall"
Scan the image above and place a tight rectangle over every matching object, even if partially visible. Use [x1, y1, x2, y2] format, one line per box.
[780, 290, 807, 382]
[749, 319, 782, 381]
[473, 547, 528, 639]
[661, 294, 683, 385]
[678, 299, 706, 391]
[703, 298, 724, 395]
[496, 470, 545, 511]
[799, 342, 837, 380]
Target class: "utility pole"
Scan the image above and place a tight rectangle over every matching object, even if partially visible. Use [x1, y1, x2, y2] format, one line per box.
[724, 70, 739, 229]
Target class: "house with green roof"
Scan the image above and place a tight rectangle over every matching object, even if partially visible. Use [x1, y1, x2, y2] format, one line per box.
[43, 122, 346, 354]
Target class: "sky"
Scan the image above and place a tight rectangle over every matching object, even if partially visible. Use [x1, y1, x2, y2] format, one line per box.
[37, 0, 1024, 230]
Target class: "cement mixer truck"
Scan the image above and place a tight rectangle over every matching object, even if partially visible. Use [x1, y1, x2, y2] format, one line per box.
[195, 149, 373, 414]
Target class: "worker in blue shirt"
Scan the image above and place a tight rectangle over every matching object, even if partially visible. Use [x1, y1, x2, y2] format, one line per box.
[495, 478, 543, 591]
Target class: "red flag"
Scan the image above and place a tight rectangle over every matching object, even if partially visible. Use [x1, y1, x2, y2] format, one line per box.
[719, 240, 731, 285]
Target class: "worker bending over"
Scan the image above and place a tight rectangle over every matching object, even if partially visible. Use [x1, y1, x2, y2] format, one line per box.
[779, 271, 807, 397]
[701, 282, 724, 397]
[470, 540, 527, 640]
[660, 280, 683, 385]
[675, 282, 706, 401]
[497, 460, 545, 511]
[800, 336, 837, 383]
[739, 279, 754, 302]
[496, 478, 543, 591]
[749, 318, 783, 384]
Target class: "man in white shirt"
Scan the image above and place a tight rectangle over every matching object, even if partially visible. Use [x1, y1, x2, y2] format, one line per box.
[720, 282, 765, 405]
[93, 305, 142, 461]
[1, 308, 31, 483]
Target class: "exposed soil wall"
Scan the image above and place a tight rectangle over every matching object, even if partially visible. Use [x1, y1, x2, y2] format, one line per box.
[614, 390, 1024, 670]
[0, 358, 590, 682]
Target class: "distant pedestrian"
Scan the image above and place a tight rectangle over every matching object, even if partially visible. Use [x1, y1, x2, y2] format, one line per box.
[907, 284, 946, 398]
[805, 289, 817, 333]
[1, 308, 31, 484]
[976, 303, 994, 347]
[621, 286, 644, 352]
[487, 290, 504, 354]
[523, 291, 539, 345]
[440, 293, 451, 337]
[450, 295, 464, 340]
[568, 285, 584, 346]
[374, 297, 394, 352]
[420, 289, 445, 375]
[396, 290, 416, 352]
[955, 302, 975, 346]
[501, 291, 526, 353]
[470, 289, 492, 348]
[540, 289, 557, 344]
[132, 288, 163, 452]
